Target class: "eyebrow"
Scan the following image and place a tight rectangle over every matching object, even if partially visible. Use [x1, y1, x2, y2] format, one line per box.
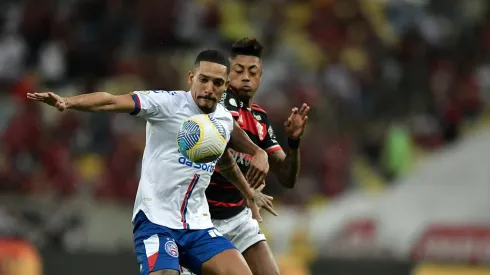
[233, 64, 258, 70]
[199, 74, 225, 82]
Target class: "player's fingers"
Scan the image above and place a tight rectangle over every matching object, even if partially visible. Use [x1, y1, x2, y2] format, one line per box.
[245, 168, 254, 182]
[264, 195, 273, 200]
[26, 94, 43, 101]
[33, 92, 49, 97]
[252, 213, 263, 223]
[246, 169, 260, 188]
[28, 93, 46, 100]
[300, 105, 310, 118]
[299, 103, 307, 113]
[256, 183, 266, 192]
[263, 204, 278, 216]
[284, 118, 292, 127]
[253, 173, 266, 189]
[303, 116, 309, 124]
[251, 206, 263, 222]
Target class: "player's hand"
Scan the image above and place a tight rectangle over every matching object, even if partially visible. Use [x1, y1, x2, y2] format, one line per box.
[247, 183, 265, 222]
[284, 103, 310, 140]
[249, 185, 277, 223]
[248, 199, 263, 223]
[246, 149, 269, 189]
[26, 92, 67, 112]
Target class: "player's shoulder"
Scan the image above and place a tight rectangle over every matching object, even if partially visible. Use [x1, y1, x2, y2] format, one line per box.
[251, 103, 267, 114]
[219, 88, 241, 110]
[251, 103, 270, 121]
[132, 90, 186, 99]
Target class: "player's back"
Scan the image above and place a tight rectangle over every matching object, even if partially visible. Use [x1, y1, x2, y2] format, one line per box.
[130, 90, 234, 230]
[207, 88, 282, 220]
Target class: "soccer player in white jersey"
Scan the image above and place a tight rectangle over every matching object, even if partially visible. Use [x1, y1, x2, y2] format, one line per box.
[27, 50, 276, 275]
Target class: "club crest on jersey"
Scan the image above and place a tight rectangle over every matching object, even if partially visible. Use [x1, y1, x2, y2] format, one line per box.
[165, 240, 179, 257]
[229, 98, 237, 107]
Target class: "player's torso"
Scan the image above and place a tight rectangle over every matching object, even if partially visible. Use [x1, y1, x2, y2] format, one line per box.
[207, 90, 271, 219]
[134, 91, 233, 229]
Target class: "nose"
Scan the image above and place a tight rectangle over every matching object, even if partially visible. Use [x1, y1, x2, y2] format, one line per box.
[203, 81, 214, 93]
[242, 72, 250, 82]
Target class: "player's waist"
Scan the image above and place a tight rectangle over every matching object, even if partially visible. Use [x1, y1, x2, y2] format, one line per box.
[206, 186, 244, 208]
[132, 209, 214, 230]
[208, 204, 246, 220]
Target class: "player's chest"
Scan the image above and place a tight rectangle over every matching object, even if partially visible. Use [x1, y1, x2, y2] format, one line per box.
[168, 111, 231, 136]
[235, 109, 268, 142]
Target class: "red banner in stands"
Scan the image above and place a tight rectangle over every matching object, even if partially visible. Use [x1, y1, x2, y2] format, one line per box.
[412, 225, 490, 264]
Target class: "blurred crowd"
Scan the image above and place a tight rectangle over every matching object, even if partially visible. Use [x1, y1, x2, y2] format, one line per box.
[1, 0, 490, 242]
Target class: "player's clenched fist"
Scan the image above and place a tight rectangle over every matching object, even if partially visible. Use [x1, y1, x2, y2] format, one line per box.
[246, 149, 269, 189]
[27, 92, 67, 112]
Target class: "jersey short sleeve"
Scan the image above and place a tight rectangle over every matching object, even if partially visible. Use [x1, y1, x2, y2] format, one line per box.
[260, 117, 282, 154]
[130, 90, 177, 120]
[219, 90, 240, 118]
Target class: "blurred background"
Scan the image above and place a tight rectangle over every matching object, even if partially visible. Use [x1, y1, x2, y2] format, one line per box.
[1, 0, 490, 274]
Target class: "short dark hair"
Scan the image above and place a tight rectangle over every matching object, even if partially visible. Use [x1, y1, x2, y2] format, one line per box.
[194, 50, 230, 74]
[230, 38, 263, 59]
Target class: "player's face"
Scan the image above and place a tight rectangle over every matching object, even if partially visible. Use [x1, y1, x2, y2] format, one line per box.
[188, 61, 229, 113]
[229, 55, 262, 99]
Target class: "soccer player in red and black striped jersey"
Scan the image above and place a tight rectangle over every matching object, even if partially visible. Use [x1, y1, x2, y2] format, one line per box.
[206, 38, 309, 275]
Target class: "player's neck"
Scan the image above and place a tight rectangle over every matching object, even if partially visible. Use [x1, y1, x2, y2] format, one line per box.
[238, 96, 253, 109]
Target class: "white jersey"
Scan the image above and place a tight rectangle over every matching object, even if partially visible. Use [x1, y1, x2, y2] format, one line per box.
[130, 90, 234, 230]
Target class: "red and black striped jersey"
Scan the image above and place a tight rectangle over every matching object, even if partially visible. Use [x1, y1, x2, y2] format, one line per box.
[206, 88, 283, 219]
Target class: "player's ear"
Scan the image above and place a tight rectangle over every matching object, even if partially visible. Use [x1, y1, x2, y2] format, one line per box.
[188, 71, 194, 85]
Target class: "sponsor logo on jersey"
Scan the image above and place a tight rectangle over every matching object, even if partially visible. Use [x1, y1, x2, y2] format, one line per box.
[268, 126, 278, 143]
[229, 148, 252, 167]
[254, 114, 262, 121]
[177, 157, 216, 172]
[268, 126, 275, 138]
[256, 121, 265, 140]
[176, 149, 217, 172]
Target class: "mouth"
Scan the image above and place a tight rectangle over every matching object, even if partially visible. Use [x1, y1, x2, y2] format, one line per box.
[198, 97, 216, 103]
[241, 85, 252, 91]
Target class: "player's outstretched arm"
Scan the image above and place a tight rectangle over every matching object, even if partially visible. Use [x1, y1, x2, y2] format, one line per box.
[27, 92, 135, 113]
[228, 120, 269, 188]
[269, 103, 310, 189]
[217, 149, 277, 220]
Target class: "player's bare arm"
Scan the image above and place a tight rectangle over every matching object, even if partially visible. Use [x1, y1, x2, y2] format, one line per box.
[26, 92, 135, 113]
[228, 120, 269, 188]
[216, 150, 277, 220]
[269, 103, 310, 189]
